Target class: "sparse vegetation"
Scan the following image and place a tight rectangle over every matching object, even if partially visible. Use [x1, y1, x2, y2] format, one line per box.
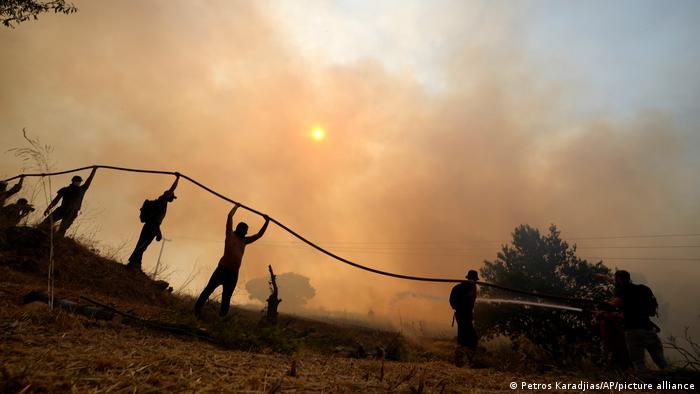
[666, 323, 700, 372]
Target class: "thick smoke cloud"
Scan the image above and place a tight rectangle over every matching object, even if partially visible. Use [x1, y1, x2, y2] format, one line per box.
[1, 1, 698, 339]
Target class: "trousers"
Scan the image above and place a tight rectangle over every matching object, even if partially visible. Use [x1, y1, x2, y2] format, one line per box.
[625, 328, 668, 370]
[194, 265, 240, 317]
[455, 311, 478, 350]
[127, 222, 160, 270]
[41, 206, 78, 236]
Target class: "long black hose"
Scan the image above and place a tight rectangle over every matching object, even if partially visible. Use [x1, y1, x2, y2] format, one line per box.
[3, 165, 596, 304]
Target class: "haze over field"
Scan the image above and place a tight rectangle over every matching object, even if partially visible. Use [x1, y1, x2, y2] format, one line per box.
[1, 0, 699, 341]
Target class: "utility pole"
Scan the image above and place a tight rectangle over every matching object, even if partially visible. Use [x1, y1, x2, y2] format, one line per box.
[152, 237, 171, 280]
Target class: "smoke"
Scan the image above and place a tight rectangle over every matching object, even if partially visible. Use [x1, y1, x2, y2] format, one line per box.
[389, 291, 445, 309]
[1, 1, 699, 339]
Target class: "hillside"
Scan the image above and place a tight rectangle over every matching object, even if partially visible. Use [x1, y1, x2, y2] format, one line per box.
[1, 226, 696, 393]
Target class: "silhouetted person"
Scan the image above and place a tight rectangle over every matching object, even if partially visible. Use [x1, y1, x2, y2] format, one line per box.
[449, 269, 479, 367]
[607, 270, 667, 371]
[194, 204, 270, 318]
[0, 198, 34, 228]
[0, 176, 24, 207]
[127, 173, 180, 272]
[594, 302, 631, 369]
[41, 167, 97, 237]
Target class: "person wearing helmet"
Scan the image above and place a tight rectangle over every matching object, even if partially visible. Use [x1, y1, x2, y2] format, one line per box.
[127, 173, 180, 272]
[449, 269, 480, 367]
[194, 204, 270, 318]
[0, 175, 24, 207]
[41, 167, 97, 236]
[0, 197, 35, 228]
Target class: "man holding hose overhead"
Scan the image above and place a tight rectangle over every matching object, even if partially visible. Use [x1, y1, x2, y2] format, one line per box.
[127, 173, 180, 272]
[194, 203, 270, 318]
[41, 167, 97, 237]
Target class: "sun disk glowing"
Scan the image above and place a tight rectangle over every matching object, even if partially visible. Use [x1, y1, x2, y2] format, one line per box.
[311, 127, 325, 141]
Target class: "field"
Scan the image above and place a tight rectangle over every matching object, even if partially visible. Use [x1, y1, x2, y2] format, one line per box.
[1, 227, 695, 393]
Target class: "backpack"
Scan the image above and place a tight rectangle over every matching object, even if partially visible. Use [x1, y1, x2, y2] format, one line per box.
[139, 199, 159, 223]
[636, 284, 658, 317]
[449, 282, 475, 310]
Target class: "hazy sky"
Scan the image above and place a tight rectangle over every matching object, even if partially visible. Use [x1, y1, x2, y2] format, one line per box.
[1, 0, 699, 337]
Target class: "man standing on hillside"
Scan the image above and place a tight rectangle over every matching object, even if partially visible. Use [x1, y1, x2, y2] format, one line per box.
[194, 204, 270, 318]
[450, 269, 479, 367]
[0, 175, 24, 207]
[126, 173, 180, 272]
[606, 270, 668, 371]
[41, 167, 97, 237]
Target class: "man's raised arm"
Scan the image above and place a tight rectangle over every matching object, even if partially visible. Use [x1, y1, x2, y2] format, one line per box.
[7, 176, 24, 196]
[83, 167, 98, 190]
[168, 172, 180, 193]
[246, 214, 270, 244]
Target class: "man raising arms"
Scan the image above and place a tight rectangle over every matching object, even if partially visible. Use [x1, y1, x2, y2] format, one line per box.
[194, 204, 270, 318]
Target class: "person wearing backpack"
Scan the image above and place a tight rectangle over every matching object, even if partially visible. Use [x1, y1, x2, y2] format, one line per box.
[609, 270, 668, 371]
[126, 173, 180, 272]
[449, 269, 479, 367]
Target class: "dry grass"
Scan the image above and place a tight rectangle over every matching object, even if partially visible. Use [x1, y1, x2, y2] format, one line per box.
[1, 302, 532, 393]
[1, 227, 695, 393]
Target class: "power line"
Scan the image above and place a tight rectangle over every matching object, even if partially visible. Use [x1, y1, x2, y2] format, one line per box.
[255, 233, 700, 245]
[578, 246, 700, 249]
[569, 233, 700, 240]
[171, 235, 700, 259]
[585, 257, 700, 262]
[263, 242, 700, 251]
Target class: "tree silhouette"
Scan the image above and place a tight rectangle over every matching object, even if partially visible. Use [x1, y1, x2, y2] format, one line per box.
[476, 224, 613, 359]
[1, 0, 77, 28]
[246, 272, 315, 312]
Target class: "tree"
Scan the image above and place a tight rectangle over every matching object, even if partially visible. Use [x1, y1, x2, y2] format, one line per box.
[246, 272, 315, 312]
[476, 224, 613, 359]
[265, 265, 281, 324]
[1, 0, 77, 28]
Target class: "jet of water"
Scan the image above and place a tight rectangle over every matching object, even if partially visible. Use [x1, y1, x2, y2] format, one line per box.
[477, 298, 584, 312]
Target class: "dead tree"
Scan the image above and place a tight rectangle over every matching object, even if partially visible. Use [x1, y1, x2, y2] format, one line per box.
[265, 264, 282, 324]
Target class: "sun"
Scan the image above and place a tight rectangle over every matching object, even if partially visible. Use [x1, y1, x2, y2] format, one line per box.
[310, 126, 325, 141]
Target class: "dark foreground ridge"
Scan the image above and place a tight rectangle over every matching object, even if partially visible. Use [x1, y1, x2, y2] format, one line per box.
[0, 225, 418, 358]
[2, 226, 699, 392]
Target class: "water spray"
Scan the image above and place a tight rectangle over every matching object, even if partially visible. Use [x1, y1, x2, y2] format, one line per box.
[477, 298, 584, 312]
